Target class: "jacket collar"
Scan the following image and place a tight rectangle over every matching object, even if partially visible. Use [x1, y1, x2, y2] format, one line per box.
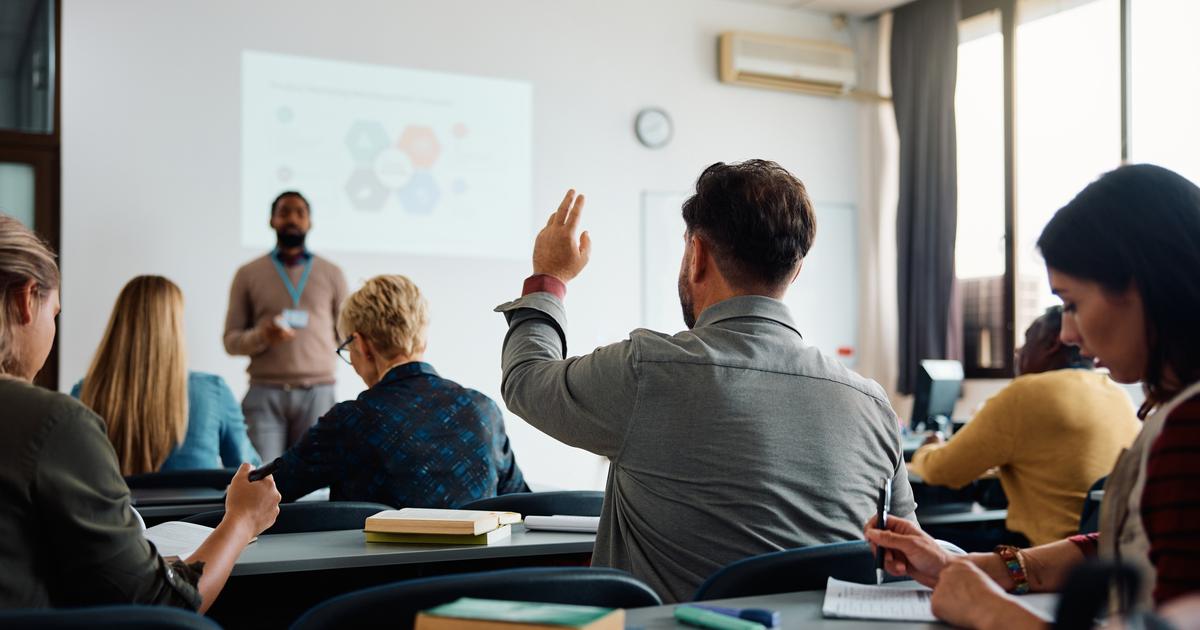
[378, 361, 439, 386]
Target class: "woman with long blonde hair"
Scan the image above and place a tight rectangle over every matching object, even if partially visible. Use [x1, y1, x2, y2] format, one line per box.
[76, 275, 260, 476]
[0, 215, 278, 611]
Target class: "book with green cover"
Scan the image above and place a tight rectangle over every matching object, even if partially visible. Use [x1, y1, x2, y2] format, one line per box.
[364, 524, 512, 545]
[414, 598, 624, 630]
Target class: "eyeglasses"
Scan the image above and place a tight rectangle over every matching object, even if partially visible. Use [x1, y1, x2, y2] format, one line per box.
[336, 334, 354, 365]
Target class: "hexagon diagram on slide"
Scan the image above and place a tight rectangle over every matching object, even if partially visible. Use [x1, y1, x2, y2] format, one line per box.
[398, 125, 441, 168]
[345, 120, 390, 165]
[345, 169, 389, 211]
[398, 171, 441, 215]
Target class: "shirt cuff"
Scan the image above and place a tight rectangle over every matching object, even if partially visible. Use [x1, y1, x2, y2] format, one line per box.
[522, 274, 567, 300]
[1068, 533, 1100, 558]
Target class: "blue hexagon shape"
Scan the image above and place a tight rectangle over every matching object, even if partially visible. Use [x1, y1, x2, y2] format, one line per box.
[398, 171, 440, 215]
[344, 169, 389, 212]
[345, 120, 390, 165]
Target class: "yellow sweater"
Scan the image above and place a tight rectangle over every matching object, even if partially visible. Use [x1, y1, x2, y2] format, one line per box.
[910, 370, 1141, 546]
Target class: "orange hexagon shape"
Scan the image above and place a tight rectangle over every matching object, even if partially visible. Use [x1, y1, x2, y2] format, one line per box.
[397, 126, 441, 169]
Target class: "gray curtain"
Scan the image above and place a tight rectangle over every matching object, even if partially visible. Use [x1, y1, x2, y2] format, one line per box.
[891, 0, 960, 394]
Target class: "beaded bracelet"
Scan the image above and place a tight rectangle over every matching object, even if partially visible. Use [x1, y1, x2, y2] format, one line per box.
[994, 545, 1031, 594]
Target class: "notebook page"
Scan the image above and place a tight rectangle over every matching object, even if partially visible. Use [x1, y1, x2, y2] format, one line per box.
[144, 521, 214, 559]
[822, 577, 938, 622]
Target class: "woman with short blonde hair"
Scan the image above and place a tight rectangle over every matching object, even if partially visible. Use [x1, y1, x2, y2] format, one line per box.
[272, 274, 529, 507]
[76, 276, 259, 476]
[0, 215, 278, 611]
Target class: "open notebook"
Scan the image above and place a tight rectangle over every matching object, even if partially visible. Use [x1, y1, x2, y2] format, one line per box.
[821, 577, 938, 622]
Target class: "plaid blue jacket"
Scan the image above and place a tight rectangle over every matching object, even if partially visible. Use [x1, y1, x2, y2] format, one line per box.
[274, 362, 528, 507]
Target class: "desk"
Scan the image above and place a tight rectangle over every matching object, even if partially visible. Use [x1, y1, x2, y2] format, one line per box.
[232, 525, 596, 576]
[129, 487, 225, 506]
[918, 503, 1008, 527]
[134, 502, 224, 526]
[625, 588, 1058, 629]
[211, 525, 596, 629]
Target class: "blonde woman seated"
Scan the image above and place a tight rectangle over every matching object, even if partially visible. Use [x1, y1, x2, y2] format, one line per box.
[73, 276, 260, 475]
[271, 275, 528, 507]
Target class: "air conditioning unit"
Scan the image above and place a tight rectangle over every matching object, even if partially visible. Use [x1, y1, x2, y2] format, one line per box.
[719, 31, 858, 97]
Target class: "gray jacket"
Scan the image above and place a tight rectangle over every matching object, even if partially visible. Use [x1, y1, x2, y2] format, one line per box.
[496, 292, 916, 603]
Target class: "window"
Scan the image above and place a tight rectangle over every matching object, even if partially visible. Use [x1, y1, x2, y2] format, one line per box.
[954, 0, 1128, 377]
[1130, 0, 1200, 183]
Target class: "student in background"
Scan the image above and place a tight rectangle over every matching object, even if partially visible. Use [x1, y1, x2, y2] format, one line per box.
[269, 275, 528, 507]
[909, 305, 1140, 547]
[865, 164, 1200, 627]
[495, 160, 915, 603]
[223, 191, 349, 461]
[74, 275, 260, 476]
[0, 215, 279, 611]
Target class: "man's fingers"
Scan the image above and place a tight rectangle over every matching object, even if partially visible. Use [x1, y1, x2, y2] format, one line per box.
[555, 189, 576, 224]
[579, 231, 592, 260]
[545, 211, 559, 228]
[867, 528, 922, 558]
[566, 193, 586, 230]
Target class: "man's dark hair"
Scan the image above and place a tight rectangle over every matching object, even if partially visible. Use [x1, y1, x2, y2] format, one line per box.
[681, 160, 816, 289]
[271, 191, 310, 216]
[1029, 306, 1090, 369]
[1038, 163, 1200, 415]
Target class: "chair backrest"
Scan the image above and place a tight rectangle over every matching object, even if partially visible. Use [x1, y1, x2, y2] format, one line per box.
[458, 491, 604, 517]
[290, 567, 661, 630]
[182, 501, 392, 534]
[692, 541, 875, 601]
[0, 605, 220, 629]
[1079, 476, 1108, 535]
[124, 468, 238, 490]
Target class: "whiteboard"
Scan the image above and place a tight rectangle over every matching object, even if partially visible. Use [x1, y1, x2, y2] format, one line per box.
[640, 192, 858, 366]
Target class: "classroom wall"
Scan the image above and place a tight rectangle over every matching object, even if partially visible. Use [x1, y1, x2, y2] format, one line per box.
[60, 0, 861, 489]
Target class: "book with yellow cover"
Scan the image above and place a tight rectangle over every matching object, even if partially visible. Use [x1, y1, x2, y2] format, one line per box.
[364, 524, 513, 545]
[414, 598, 624, 630]
[364, 508, 522, 535]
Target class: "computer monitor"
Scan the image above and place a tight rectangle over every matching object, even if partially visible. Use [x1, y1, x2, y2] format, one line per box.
[910, 359, 963, 432]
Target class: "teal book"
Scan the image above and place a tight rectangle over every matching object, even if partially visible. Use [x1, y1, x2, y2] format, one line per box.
[415, 597, 624, 630]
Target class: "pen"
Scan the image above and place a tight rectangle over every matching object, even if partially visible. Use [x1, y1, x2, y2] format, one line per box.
[248, 459, 281, 482]
[687, 604, 779, 628]
[674, 605, 766, 630]
[876, 477, 891, 584]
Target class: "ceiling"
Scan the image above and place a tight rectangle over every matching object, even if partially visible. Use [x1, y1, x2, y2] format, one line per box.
[0, 0, 41, 77]
[718, 0, 912, 16]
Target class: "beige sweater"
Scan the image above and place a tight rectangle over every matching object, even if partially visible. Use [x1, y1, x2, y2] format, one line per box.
[223, 253, 349, 386]
[910, 369, 1141, 546]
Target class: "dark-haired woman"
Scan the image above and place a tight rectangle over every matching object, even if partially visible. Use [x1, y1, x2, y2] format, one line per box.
[862, 164, 1200, 628]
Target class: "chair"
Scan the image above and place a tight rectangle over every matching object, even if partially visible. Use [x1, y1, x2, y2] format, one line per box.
[458, 491, 604, 517]
[1079, 476, 1108, 535]
[181, 501, 391, 534]
[1055, 559, 1141, 630]
[0, 605, 220, 629]
[125, 468, 239, 491]
[692, 541, 875, 601]
[290, 567, 661, 630]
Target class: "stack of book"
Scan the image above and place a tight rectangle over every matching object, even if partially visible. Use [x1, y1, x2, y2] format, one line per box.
[415, 598, 623, 630]
[364, 508, 522, 545]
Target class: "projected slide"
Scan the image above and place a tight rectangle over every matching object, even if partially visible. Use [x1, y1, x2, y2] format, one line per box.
[241, 51, 532, 259]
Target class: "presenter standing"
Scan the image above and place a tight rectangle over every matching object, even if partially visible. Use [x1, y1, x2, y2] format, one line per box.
[223, 191, 349, 461]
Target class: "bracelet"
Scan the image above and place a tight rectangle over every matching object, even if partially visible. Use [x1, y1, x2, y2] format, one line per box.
[994, 545, 1031, 594]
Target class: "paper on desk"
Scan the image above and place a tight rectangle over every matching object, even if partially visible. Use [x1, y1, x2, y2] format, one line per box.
[144, 521, 215, 559]
[822, 577, 938, 622]
[523, 515, 600, 533]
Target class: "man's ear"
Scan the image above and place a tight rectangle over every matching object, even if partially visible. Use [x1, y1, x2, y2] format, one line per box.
[689, 234, 709, 284]
[789, 259, 804, 285]
[355, 335, 375, 362]
[15, 279, 37, 326]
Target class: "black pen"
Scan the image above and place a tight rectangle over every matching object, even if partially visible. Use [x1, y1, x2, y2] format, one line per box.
[248, 459, 281, 482]
[875, 477, 891, 584]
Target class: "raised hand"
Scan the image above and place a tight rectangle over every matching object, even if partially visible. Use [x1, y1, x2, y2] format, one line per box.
[532, 189, 592, 283]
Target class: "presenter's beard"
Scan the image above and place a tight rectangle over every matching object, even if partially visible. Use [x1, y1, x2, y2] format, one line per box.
[276, 229, 307, 249]
[678, 272, 697, 330]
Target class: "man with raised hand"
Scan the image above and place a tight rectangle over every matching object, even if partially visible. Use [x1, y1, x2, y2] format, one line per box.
[495, 160, 915, 603]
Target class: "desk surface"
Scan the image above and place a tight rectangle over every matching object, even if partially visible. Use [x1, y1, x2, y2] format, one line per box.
[130, 487, 226, 507]
[231, 525, 596, 576]
[625, 588, 1057, 629]
[917, 503, 1007, 526]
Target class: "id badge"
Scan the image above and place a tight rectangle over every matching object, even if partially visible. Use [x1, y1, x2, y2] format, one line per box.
[282, 309, 309, 329]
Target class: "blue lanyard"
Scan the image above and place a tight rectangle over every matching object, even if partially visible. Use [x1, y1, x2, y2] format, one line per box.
[270, 250, 313, 308]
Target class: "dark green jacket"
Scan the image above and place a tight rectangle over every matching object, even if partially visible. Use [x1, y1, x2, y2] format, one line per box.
[0, 378, 201, 609]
